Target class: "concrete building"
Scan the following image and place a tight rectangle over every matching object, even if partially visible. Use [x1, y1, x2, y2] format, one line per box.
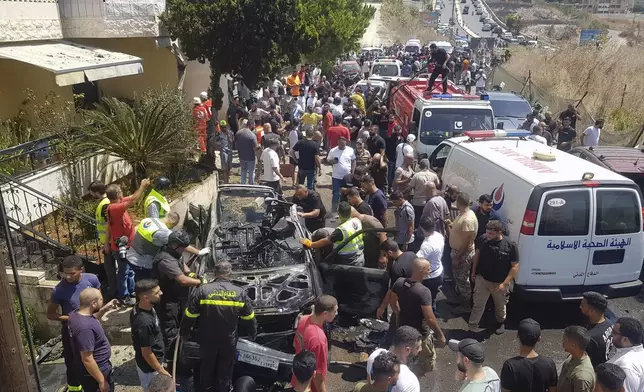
[0, 0, 181, 120]
[581, 0, 634, 14]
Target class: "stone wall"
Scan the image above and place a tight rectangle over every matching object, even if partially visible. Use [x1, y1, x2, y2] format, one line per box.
[0, 0, 64, 43]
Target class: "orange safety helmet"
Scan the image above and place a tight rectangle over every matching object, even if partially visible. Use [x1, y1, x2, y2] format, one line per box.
[463, 59, 470, 65]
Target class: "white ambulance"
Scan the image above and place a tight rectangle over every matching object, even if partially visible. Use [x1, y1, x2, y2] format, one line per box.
[428, 130, 644, 301]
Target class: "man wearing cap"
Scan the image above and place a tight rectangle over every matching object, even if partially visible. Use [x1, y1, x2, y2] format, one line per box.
[199, 91, 212, 120]
[215, 120, 234, 184]
[500, 318, 558, 392]
[468, 220, 519, 335]
[449, 338, 500, 392]
[580, 291, 614, 367]
[192, 97, 209, 153]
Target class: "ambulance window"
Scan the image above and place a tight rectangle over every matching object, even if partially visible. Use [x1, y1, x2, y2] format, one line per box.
[538, 191, 590, 236]
[595, 190, 640, 235]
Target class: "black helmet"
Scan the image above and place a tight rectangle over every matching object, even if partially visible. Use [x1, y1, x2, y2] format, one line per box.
[167, 230, 191, 247]
[154, 176, 171, 191]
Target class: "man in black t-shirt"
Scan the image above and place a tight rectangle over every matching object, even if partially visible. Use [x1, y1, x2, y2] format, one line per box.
[501, 318, 558, 392]
[293, 128, 321, 190]
[580, 291, 614, 367]
[293, 185, 327, 233]
[346, 187, 373, 216]
[130, 279, 169, 390]
[559, 104, 581, 129]
[339, 166, 367, 203]
[469, 220, 519, 335]
[557, 117, 577, 152]
[383, 257, 446, 375]
[367, 125, 386, 157]
[426, 43, 450, 94]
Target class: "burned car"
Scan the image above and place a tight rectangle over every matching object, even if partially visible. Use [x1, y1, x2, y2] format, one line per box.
[185, 184, 390, 385]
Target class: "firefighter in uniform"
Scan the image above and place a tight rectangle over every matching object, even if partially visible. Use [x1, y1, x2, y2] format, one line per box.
[181, 260, 257, 392]
[144, 176, 171, 218]
[152, 230, 204, 368]
[128, 212, 210, 281]
[301, 201, 365, 266]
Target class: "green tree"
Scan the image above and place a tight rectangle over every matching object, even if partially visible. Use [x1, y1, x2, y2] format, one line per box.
[506, 13, 523, 35]
[80, 88, 195, 189]
[300, 0, 375, 71]
[161, 0, 312, 110]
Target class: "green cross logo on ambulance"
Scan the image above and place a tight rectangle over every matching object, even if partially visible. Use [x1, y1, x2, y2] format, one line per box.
[431, 132, 643, 301]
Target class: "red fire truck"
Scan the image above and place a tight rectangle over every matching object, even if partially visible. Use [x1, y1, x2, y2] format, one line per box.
[389, 78, 495, 157]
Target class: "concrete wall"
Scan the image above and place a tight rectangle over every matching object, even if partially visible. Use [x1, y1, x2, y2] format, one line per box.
[0, 0, 64, 43]
[6, 269, 60, 339]
[1, 152, 131, 225]
[72, 37, 179, 98]
[60, 0, 165, 38]
[6, 172, 219, 341]
[0, 59, 73, 121]
[183, 60, 230, 121]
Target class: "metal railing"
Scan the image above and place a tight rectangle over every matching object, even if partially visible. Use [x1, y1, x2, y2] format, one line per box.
[0, 133, 98, 179]
[0, 172, 102, 271]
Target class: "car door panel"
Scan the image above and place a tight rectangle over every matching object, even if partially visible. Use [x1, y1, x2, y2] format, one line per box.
[318, 263, 389, 317]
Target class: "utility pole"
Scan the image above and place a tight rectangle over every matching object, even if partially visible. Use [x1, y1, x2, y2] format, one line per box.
[0, 258, 34, 391]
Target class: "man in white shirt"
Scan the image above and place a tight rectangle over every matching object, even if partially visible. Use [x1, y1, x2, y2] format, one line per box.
[261, 138, 285, 196]
[474, 69, 487, 95]
[250, 102, 269, 123]
[416, 216, 444, 311]
[367, 326, 421, 392]
[582, 119, 603, 147]
[330, 97, 344, 118]
[396, 134, 416, 169]
[608, 317, 644, 392]
[528, 125, 548, 145]
[327, 137, 356, 213]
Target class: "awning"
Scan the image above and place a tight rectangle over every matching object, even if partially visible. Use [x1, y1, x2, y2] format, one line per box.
[0, 40, 143, 86]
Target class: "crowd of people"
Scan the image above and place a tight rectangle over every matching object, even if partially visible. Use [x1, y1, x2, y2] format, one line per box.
[41, 49, 644, 392]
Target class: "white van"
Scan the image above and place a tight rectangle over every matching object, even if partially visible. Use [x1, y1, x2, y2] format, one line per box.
[404, 40, 422, 54]
[428, 130, 644, 301]
[370, 58, 403, 77]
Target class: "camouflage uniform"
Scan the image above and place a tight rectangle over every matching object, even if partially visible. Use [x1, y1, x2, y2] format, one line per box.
[415, 334, 436, 374]
[451, 248, 475, 303]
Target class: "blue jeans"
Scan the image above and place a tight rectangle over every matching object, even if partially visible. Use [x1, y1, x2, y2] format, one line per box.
[332, 177, 343, 212]
[387, 161, 396, 192]
[114, 252, 134, 299]
[240, 160, 255, 185]
[298, 169, 316, 190]
[131, 265, 152, 283]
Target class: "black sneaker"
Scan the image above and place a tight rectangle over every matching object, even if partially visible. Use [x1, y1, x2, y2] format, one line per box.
[121, 297, 136, 307]
[495, 323, 506, 335]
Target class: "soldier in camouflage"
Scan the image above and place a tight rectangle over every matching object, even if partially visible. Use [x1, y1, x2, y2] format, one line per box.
[447, 193, 478, 315]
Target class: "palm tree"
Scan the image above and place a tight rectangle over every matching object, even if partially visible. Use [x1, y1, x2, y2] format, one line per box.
[80, 89, 196, 188]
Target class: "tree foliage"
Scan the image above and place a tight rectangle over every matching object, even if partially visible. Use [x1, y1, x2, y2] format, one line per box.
[506, 13, 524, 35]
[161, 0, 374, 106]
[162, 0, 312, 103]
[299, 0, 375, 70]
[80, 88, 195, 188]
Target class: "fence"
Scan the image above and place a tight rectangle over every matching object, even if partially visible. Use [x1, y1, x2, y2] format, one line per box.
[489, 65, 626, 145]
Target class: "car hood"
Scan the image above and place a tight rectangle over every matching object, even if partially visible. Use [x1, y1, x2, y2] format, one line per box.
[230, 263, 316, 314]
[495, 117, 524, 129]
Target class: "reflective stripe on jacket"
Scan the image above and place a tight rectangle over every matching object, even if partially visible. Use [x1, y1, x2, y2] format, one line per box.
[334, 218, 364, 256]
[144, 189, 170, 218]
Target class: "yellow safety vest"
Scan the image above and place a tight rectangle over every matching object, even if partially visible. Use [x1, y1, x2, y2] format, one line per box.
[131, 218, 164, 256]
[95, 197, 110, 243]
[144, 189, 170, 218]
[333, 218, 364, 256]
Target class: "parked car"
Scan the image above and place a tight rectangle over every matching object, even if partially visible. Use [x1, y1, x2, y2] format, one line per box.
[485, 91, 532, 129]
[463, 5, 469, 13]
[482, 23, 492, 31]
[476, 8, 483, 14]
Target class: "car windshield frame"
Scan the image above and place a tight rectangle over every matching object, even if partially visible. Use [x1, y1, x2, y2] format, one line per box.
[489, 98, 532, 118]
[342, 62, 361, 73]
[216, 187, 275, 224]
[405, 45, 420, 53]
[419, 107, 494, 146]
[371, 64, 399, 77]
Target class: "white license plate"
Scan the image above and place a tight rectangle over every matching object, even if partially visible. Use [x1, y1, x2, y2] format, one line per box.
[236, 350, 280, 371]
